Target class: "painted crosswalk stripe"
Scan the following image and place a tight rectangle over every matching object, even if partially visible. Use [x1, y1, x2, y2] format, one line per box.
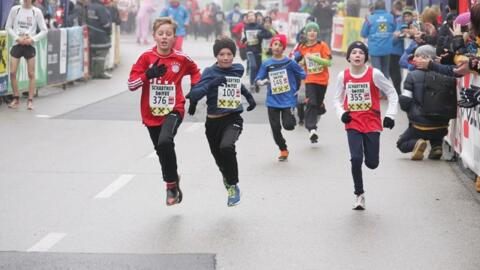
[94, 174, 135, 199]
[27, 233, 66, 252]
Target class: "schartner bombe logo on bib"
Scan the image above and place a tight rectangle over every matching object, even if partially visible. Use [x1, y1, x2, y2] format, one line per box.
[171, 62, 181, 73]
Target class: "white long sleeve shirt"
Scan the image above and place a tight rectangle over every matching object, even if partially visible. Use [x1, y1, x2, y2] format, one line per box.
[5, 5, 48, 44]
[333, 65, 398, 120]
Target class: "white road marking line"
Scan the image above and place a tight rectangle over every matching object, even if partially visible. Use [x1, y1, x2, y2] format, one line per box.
[185, 122, 202, 133]
[35, 114, 50, 118]
[27, 233, 66, 252]
[94, 174, 135, 199]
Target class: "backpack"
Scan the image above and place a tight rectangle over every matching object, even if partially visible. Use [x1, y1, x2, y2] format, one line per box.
[422, 71, 457, 119]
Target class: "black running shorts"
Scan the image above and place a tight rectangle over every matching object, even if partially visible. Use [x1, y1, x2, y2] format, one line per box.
[10, 44, 36, 59]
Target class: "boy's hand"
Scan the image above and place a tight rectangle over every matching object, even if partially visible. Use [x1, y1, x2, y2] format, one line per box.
[187, 101, 197, 115]
[383, 117, 395, 129]
[146, 59, 167, 79]
[341, 111, 352, 124]
[256, 79, 269, 86]
[246, 95, 256, 111]
[414, 57, 430, 70]
[206, 76, 227, 89]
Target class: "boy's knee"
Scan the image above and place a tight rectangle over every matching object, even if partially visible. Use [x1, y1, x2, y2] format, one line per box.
[219, 143, 235, 155]
[365, 160, 379, 169]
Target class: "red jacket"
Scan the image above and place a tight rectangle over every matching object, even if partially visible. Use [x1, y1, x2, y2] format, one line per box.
[128, 47, 201, 127]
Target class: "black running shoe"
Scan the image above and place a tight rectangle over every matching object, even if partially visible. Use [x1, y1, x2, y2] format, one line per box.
[166, 179, 182, 206]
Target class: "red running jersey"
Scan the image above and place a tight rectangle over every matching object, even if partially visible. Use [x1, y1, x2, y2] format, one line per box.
[343, 67, 382, 133]
[128, 47, 201, 127]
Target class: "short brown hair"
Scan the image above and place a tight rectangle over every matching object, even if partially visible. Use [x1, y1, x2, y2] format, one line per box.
[152, 17, 177, 34]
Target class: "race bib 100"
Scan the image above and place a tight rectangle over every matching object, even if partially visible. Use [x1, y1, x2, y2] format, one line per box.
[149, 80, 176, 116]
[269, 69, 290, 95]
[218, 76, 242, 109]
[305, 53, 323, 74]
[346, 82, 372, 111]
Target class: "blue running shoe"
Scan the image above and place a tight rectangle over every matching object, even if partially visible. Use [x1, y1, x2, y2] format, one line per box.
[227, 185, 241, 207]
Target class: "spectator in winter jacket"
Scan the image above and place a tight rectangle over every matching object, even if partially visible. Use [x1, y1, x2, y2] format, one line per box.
[397, 45, 451, 160]
[390, 0, 405, 95]
[360, 0, 395, 79]
[311, 0, 336, 47]
[87, 0, 113, 79]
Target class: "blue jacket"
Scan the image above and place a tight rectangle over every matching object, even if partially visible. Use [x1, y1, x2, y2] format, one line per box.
[255, 57, 306, 108]
[391, 17, 404, 56]
[399, 41, 417, 70]
[189, 63, 253, 115]
[160, 5, 189, 36]
[361, 9, 395, 56]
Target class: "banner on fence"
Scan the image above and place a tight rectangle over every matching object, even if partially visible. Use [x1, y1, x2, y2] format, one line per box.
[7, 35, 48, 92]
[0, 31, 8, 96]
[82, 26, 89, 78]
[47, 28, 68, 85]
[341, 16, 364, 52]
[287, 12, 310, 45]
[67, 26, 84, 81]
[105, 23, 116, 70]
[445, 74, 480, 176]
[331, 16, 344, 52]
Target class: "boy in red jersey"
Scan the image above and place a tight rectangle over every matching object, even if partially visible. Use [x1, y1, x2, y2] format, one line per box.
[128, 17, 201, 206]
[333, 41, 398, 210]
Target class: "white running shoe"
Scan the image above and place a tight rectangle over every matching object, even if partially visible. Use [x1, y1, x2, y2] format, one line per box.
[353, 194, 365, 210]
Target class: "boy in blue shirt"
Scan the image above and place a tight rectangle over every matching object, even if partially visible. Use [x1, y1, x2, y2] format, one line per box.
[186, 37, 256, 206]
[255, 34, 306, 161]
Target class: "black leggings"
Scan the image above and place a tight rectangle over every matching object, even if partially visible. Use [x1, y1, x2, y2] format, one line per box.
[147, 113, 182, 183]
[347, 130, 380, 195]
[305, 83, 327, 131]
[205, 113, 243, 186]
[268, 107, 296, 151]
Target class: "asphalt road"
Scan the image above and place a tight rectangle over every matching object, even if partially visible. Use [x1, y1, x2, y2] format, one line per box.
[1, 35, 480, 270]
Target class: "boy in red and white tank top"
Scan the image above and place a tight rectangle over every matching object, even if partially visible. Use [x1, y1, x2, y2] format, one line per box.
[333, 41, 398, 210]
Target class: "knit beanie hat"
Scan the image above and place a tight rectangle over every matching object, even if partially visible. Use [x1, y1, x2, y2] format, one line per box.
[346, 41, 369, 62]
[213, 37, 237, 57]
[270, 34, 287, 50]
[304, 22, 320, 35]
[414, 45, 436, 59]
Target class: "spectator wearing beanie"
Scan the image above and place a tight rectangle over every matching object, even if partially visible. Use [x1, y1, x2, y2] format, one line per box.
[360, 0, 395, 79]
[186, 36, 256, 207]
[397, 44, 452, 161]
[255, 34, 306, 161]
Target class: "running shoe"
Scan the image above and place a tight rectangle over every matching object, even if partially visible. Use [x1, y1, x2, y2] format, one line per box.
[318, 103, 326, 115]
[166, 179, 182, 206]
[227, 185, 241, 207]
[278, 150, 289, 161]
[428, 145, 443, 160]
[309, 129, 318, 143]
[353, 194, 365, 210]
[411, 139, 427, 160]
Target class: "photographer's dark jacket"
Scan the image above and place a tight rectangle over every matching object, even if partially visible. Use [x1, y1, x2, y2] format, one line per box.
[87, 0, 112, 49]
[400, 70, 451, 127]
